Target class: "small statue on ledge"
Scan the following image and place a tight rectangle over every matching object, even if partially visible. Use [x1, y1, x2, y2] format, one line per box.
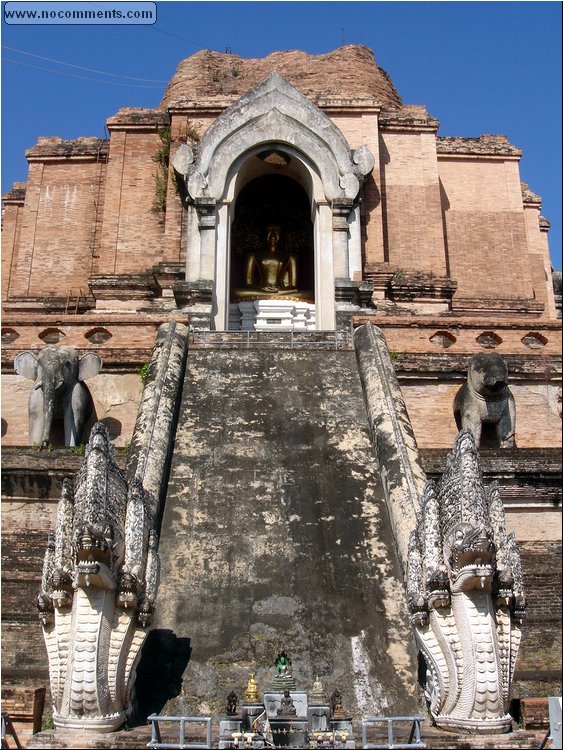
[244, 673, 260, 703]
[226, 691, 238, 716]
[277, 689, 297, 716]
[271, 650, 297, 691]
[310, 675, 327, 705]
[330, 688, 346, 718]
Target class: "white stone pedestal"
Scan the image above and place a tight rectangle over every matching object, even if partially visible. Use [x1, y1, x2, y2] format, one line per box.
[229, 300, 316, 331]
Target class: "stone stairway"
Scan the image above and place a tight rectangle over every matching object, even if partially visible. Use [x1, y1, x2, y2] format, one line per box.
[134, 345, 420, 721]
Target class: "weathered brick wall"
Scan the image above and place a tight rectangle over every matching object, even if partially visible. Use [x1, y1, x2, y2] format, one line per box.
[97, 129, 165, 276]
[1, 527, 53, 685]
[522, 202, 557, 319]
[8, 159, 106, 299]
[378, 131, 447, 275]
[438, 158, 534, 303]
[358, 316, 562, 356]
[506, 512, 561, 541]
[513, 541, 562, 698]
[0, 314, 166, 363]
[1, 199, 24, 302]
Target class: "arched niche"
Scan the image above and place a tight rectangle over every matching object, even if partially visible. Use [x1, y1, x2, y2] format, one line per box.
[229, 173, 314, 305]
[175, 73, 374, 330]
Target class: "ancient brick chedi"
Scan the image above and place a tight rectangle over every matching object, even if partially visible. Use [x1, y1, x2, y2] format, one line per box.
[1, 45, 558, 329]
[1, 45, 561, 741]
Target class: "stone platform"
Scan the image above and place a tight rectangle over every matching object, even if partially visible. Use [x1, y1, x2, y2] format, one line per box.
[229, 299, 316, 330]
[24, 723, 549, 749]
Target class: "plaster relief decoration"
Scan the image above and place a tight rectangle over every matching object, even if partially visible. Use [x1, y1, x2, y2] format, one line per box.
[407, 428, 525, 734]
[14, 345, 102, 447]
[453, 353, 516, 448]
[37, 422, 160, 731]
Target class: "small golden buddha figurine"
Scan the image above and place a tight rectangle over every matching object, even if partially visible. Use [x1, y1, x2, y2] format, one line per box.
[235, 224, 301, 299]
[310, 675, 327, 704]
[244, 672, 260, 703]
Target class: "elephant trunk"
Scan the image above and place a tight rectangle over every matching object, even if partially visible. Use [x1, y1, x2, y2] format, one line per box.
[40, 378, 63, 446]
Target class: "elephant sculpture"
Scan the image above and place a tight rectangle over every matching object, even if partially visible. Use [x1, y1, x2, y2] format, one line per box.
[14, 346, 102, 447]
[453, 353, 515, 448]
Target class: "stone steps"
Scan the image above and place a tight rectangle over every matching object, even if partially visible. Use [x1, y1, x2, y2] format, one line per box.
[143, 347, 419, 720]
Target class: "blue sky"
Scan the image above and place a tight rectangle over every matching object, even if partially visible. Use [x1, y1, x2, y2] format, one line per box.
[2, 1, 561, 269]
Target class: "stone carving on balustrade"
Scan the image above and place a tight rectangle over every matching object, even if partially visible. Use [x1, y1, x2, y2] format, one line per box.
[453, 353, 515, 448]
[407, 428, 525, 734]
[37, 422, 160, 732]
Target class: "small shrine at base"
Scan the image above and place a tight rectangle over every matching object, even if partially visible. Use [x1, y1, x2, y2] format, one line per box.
[218, 653, 354, 749]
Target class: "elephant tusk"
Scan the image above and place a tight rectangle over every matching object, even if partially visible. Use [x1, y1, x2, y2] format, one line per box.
[34, 380, 43, 390]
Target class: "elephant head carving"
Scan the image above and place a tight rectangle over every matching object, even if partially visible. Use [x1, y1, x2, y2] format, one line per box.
[14, 346, 102, 447]
[453, 353, 515, 449]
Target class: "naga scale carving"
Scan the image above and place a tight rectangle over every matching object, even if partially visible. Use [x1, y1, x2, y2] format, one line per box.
[407, 428, 525, 733]
[37, 423, 160, 731]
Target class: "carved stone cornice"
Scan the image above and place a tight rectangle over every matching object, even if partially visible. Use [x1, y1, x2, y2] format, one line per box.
[521, 182, 542, 206]
[1, 182, 26, 205]
[25, 137, 109, 162]
[379, 105, 439, 132]
[106, 108, 170, 131]
[436, 135, 522, 159]
[88, 274, 158, 301]
[331, 199, 354, 231]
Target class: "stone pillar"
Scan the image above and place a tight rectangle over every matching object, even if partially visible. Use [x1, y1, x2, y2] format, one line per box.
[185, 204, 200, 283]
[194, 197, 217, 282]
[332, 200, 354, 279]
[315, 202, 336, 330]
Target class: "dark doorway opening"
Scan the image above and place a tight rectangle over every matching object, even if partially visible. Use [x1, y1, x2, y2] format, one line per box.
[230, 175, 314, 301]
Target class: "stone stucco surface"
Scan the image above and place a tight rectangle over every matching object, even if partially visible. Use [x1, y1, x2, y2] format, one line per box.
[143, 348, 419, 719]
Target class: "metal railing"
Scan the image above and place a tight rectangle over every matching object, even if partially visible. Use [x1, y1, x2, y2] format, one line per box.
[361, 716, 425, 749]
[145, 712, 427, 750]
[188, 329, 353, 350]
[147, 714, 213, 749]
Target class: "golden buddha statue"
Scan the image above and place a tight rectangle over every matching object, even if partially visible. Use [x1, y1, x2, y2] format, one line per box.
[244, 672, 260, 703]
[234, 224, 306, 300]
